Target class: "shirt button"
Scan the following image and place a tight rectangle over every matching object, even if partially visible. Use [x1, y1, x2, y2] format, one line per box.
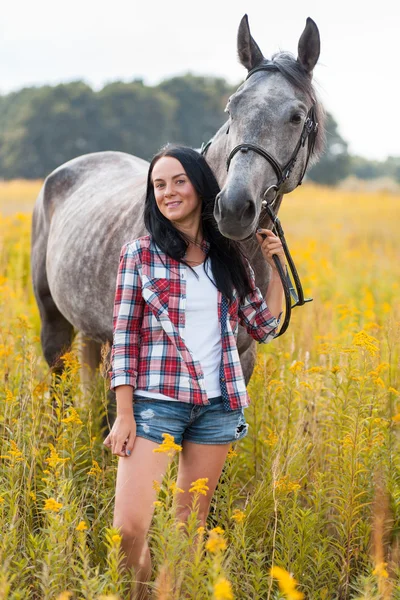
[221, 377, 225, 382]
[181, 273, 184, 279]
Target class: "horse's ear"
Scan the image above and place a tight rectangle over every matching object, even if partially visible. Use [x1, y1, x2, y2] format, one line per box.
[297, 17, 320, 76]
[237, 14, 264, 71]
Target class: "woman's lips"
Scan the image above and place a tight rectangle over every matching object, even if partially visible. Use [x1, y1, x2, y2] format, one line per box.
[166, 201, 182, 208]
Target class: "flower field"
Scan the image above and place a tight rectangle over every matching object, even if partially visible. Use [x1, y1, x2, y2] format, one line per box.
[0, 180, 399, 599]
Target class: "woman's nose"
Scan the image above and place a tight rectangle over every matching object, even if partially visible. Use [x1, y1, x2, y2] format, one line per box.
[164, 183, 174, 197]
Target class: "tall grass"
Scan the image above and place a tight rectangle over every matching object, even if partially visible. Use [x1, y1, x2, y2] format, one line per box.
[0, 183, 399, 599]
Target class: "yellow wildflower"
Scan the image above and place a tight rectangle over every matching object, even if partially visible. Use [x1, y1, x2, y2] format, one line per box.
[231, 509, 246, 523]
[0, 496, 4, 504]
[8, 440, 23, 461]
[299, 381, 313, 390]
[205, 534, 227, 554]
[352, 330, 379, 357]
[211, 526, 225, 535]
[388, 387, 399, 395]
[227, 446, 238, 459]
[152, 480, 161, 492]
[60, 350, 81, 373]
[5, 389, 15, 403]
[331, 366, 341, 374]
[45, 444, 70, 469]
[61, 407, 83, 425]
[342, 434, 354, 448]
[153, 500, 163, 508]
[153, 433, 182, 456]
[56, 592, 73, 600]
[373, 561, 389, 578]
[88, 459, 102, 477]
[169, 481, 184, 494]
[213, 577, 234, 600]
[392, 414, 400, 423]
[289, 361, 304, 374]
[270, 566, 304, 600]
[189, 478, 209, 495]
[111, 534, 121, 545]
[44, 498, 63, 513]
[76, 521, 88, 531]
[264, 431, 279, 447]
[197, 526, 205, 535]
[274, 476, 301, 493]
[373, 377, 385, 389]
[306, 366, 325, 374]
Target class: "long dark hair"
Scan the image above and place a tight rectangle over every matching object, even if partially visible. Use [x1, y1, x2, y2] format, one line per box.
[144, 144, 252, 303]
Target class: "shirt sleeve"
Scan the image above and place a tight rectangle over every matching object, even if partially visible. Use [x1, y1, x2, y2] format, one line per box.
[238, 261, 281, 343]
[109, 243, 144, 390]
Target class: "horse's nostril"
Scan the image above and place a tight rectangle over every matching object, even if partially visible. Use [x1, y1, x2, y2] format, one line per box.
[241, 200, 255, 226]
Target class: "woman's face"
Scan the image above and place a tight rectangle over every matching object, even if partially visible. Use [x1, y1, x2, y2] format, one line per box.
[151, 156, 202, 228]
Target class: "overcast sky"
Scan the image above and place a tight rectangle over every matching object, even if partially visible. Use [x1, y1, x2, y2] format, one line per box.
[1, 0, 399, 160]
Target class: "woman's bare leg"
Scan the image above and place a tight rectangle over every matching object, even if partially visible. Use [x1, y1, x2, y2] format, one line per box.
[113, 436, 172, 600]
[175, 441, 231, 525]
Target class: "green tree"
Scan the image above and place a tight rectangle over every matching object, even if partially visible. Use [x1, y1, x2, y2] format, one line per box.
[307, 112, 350, 185]
[158, 74, 233, 148]
[96, 81, 176, 160]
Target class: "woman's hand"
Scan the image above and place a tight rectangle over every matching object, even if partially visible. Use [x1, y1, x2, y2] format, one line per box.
[103, 413, 136, 457]
[255, 228, 286, 271]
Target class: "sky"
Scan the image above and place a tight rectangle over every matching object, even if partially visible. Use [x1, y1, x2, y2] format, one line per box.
[1, 0, 399, 161]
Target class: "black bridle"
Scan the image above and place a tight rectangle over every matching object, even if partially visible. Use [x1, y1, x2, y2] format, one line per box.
[201, 62, 319, 338]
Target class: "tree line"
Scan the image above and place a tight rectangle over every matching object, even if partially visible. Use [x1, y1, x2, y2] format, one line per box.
[0, 75, 397, 184]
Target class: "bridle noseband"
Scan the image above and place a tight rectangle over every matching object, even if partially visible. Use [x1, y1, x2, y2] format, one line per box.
[201, 61, 319, 338]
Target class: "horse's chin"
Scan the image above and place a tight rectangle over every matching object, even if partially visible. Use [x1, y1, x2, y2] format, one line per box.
[217, 221, 256, 242]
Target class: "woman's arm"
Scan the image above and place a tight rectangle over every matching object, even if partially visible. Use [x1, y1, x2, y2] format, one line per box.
[109, 242, 144, 406]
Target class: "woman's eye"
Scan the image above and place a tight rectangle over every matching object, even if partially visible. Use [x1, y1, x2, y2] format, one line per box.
[176, 179, 185, 184]
[155, 183, 164, 188]
[291, 113, 302, 124]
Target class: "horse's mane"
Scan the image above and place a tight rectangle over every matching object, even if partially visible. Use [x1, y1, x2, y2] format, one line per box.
[260, 52, 326, 159]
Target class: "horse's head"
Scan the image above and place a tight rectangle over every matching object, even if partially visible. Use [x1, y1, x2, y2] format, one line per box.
[208, 15, 325, 240]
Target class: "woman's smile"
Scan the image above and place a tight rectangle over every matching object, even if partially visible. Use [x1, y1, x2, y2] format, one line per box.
[151, 156, 202, 227]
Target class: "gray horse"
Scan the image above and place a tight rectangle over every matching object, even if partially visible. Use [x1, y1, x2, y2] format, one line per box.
[31, 15, 325, 400]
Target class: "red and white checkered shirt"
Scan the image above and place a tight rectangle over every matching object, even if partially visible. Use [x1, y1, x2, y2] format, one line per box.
[109, 235, 280, 411]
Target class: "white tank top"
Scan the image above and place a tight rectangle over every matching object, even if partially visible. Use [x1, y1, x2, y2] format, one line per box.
[135, 260, 222, 401]
[184, 261, 222, 397]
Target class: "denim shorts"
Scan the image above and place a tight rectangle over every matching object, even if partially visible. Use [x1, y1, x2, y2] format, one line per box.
[133, 396, 249, 445]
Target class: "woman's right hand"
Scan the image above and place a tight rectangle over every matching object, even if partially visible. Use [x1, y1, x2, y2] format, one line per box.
[103, 413, 136, 457]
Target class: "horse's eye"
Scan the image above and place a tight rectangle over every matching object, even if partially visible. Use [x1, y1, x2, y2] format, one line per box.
[291, 113, 302, 125]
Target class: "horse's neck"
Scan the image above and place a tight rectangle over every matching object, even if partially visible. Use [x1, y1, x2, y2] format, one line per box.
[204, 123, 229, 188]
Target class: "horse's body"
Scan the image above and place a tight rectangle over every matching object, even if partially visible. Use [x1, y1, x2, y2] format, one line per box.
[31, 15, 324, 389]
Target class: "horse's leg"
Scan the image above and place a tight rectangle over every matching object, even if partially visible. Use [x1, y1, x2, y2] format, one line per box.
[78, 336, 116, 435]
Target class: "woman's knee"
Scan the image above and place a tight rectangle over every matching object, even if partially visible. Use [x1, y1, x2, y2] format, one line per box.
[113, 516, 148, 545]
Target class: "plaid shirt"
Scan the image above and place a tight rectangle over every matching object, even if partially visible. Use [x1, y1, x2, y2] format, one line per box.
[109, 235, 280, 411]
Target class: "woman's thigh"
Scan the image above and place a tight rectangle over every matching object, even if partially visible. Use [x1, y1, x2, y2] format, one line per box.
[113, 436, 172, 535]
[175, 440, 232, 523]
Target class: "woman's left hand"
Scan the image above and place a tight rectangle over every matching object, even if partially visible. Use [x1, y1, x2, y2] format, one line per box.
[255, 228, 286, 271]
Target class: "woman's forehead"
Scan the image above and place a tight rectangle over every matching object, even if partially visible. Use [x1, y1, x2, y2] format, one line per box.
[152, 156, 186, 180]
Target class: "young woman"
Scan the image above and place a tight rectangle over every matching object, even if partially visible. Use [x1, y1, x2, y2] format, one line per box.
[104, 145, 285, 599]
